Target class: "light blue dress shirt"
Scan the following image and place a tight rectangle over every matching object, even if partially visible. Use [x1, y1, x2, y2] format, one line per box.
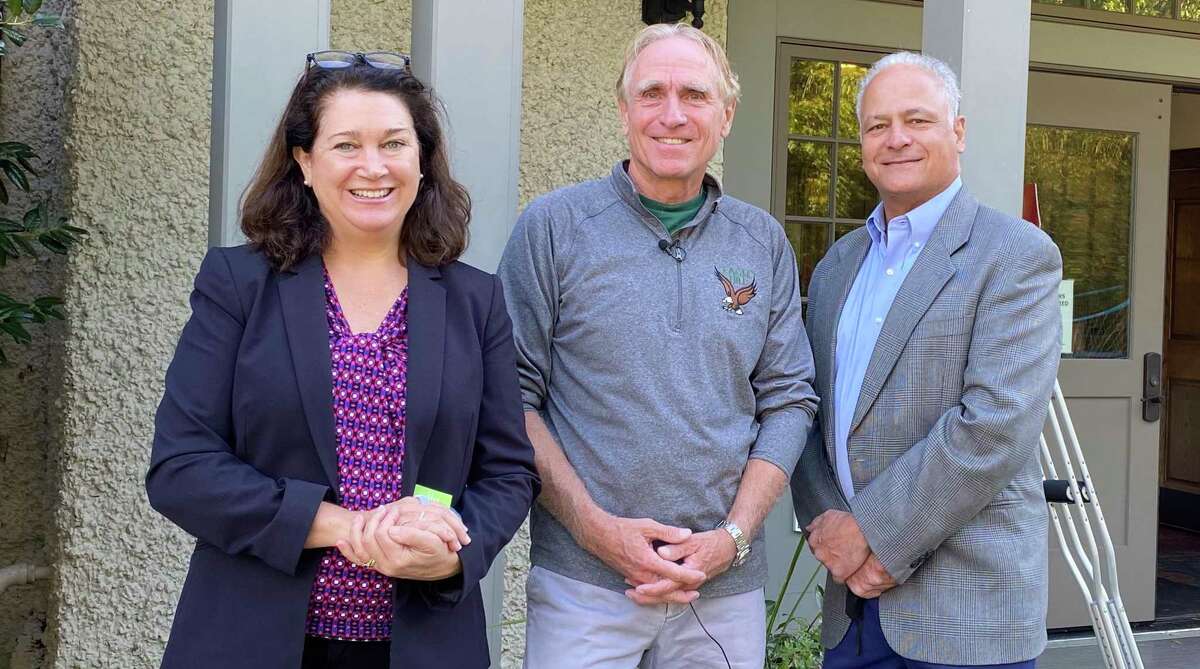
[833, 177, 962, 499]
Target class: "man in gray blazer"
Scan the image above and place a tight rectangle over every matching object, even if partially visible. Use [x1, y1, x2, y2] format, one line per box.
[791, 51, 1062, 668]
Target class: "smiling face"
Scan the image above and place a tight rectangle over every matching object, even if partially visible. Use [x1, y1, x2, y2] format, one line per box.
[292, 88, 422, 246]
[618, 36, 736, 203]
[859, 64, 965, 218]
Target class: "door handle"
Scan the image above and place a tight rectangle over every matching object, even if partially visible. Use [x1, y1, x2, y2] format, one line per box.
[1143, 352, 1162, 422]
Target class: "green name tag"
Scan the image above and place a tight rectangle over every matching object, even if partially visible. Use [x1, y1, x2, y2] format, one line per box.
[413, 484, 453, 508]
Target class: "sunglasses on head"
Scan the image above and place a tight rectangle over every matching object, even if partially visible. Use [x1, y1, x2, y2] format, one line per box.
[305, 50, 412, 72]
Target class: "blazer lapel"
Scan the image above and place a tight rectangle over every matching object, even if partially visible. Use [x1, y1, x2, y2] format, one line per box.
[818, 231, 870, 463]
[849, 189, 979, 434]
[401, 258, 445, 496]
[278, 253, 339, 487]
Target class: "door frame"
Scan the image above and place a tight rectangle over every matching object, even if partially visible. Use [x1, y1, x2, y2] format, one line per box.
[1162, 146, 1200, 498]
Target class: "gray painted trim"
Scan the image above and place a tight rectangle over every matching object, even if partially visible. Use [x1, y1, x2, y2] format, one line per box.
[209, 0, 331, 248]
[724, 0, 777, 211]
[411, 2, 526, 661]
[923, 0, 1032, 217]
[411, 0, 524, 274]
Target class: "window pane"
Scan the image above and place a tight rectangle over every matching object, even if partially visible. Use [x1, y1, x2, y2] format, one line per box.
[785, 223, 830, 297]
[1133, 0, 1171, 16]
[1090, 0, 1131, 11]
[838, 63, 869, 139]
[1025, 125, 1134, 359]
[1037, 0, 1088, 7]
[788, 60, 835, 137]
[786, 140, 832, 217]
[1182, 0, 1200, 20]
[835, 144, 876, 219]
[835, 222, 864, 240]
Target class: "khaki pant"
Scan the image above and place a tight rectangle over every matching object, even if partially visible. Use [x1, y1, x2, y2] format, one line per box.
[523, 565, 766, 669]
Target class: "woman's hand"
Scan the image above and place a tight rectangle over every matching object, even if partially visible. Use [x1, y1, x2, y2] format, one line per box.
[381, 496, 471, 552]
[336, 504, 464, 581]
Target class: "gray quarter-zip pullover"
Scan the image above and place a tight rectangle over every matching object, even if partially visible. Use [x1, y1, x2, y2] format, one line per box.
[498, 161, 818, 596]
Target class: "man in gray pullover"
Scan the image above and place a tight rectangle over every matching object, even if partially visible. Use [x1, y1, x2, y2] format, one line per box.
[498, 23, 817, 668]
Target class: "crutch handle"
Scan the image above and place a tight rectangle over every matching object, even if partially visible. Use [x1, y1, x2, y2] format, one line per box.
[1044, 479, 1090, 504]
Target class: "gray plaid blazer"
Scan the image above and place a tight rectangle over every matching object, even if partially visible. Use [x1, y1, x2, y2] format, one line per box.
[790, 187, 1062, 665]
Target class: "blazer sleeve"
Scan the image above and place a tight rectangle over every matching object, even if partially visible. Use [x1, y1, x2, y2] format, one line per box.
[850, 232, 1063, 585]
[417, 274, 540, 608]
[790, 418, 850, 530]
[146, 248, 328, 576]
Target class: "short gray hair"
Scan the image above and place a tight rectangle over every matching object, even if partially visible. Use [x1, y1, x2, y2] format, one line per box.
[855, 51, 961, 128]
[616, 23, 741, 104]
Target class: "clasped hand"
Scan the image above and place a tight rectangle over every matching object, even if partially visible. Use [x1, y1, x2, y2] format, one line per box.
[585, 514, 736, 606]
[336, 497, 469, 581]
[806, 509, 896, 599]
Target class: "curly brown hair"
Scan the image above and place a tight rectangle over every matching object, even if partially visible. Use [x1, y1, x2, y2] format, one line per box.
[240, 64, 470, 270]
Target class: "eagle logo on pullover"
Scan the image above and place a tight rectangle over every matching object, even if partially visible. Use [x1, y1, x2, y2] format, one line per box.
[715, 267, 757, 315]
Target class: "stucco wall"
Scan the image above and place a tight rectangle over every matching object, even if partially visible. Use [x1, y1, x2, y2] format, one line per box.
[43, 0, 213, 665]
[330, 0, 411, 53]
[0, 2, 71, 667]
[518, 1, 728, 209]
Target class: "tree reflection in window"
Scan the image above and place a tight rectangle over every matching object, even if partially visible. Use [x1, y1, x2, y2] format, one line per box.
[1025, 125, 1134, 358]
[783, 57, 873, 298]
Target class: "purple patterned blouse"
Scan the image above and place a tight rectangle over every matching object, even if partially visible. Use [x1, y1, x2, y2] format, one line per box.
[304, 271, 409, 641]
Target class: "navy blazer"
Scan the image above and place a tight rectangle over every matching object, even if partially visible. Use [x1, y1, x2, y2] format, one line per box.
[147, 245, 539, 669]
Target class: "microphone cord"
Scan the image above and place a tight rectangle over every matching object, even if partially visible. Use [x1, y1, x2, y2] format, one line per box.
[689, 602, 732, 669]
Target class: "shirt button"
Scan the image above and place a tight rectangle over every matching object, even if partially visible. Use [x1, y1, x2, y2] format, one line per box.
[885, 268, 895, 276]
[875, 317, 883, 324]
[913, 242, 921, 248]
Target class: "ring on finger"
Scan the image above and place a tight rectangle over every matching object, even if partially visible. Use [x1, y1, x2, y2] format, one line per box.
[359, 558, 377, 569]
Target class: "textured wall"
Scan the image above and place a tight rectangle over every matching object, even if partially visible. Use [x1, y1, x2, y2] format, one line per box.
[330, 0, 411, 53]
[43, 0, 214, 666]
[0, 2, 71, 667]
[517, 0, 727, 210]
[502, 3, 728, 665]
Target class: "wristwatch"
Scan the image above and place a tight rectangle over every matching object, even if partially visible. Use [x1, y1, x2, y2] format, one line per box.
[716, 520, 751, 567]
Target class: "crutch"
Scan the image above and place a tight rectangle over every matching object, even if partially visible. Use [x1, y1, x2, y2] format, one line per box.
[1040, 380, 1144, 669]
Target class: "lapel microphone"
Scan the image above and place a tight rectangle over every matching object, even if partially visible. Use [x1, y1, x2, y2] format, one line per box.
[658, 238, 686, 262]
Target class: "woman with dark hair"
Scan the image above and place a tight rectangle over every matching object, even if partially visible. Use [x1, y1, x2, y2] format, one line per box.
[146, 52, 538, 669]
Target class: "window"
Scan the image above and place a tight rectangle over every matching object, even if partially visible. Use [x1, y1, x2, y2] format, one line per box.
[775, 51, 877, 298]
[1037, 0, 1200, 22]
[1025, 126, 1135, 358]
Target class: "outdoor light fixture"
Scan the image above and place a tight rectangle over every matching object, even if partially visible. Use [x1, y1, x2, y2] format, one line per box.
[642, 0, 705, 28]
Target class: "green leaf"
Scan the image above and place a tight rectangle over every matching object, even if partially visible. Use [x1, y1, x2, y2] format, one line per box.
[5, 0, 21, 20]
[15, 156, 38, 177]
[13, 236, 34, 257]
[36, 233, 65, 254]
[23, 0, 43, 15]
[0, 141, 35, 156]
[22, 201, 44, 228]
[1, 162, 29, 191]
[0, 176, 9, 205]
[31, 12, 58, 28]
[1, 26, 27, 47]
[0, 319, 32, 345]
